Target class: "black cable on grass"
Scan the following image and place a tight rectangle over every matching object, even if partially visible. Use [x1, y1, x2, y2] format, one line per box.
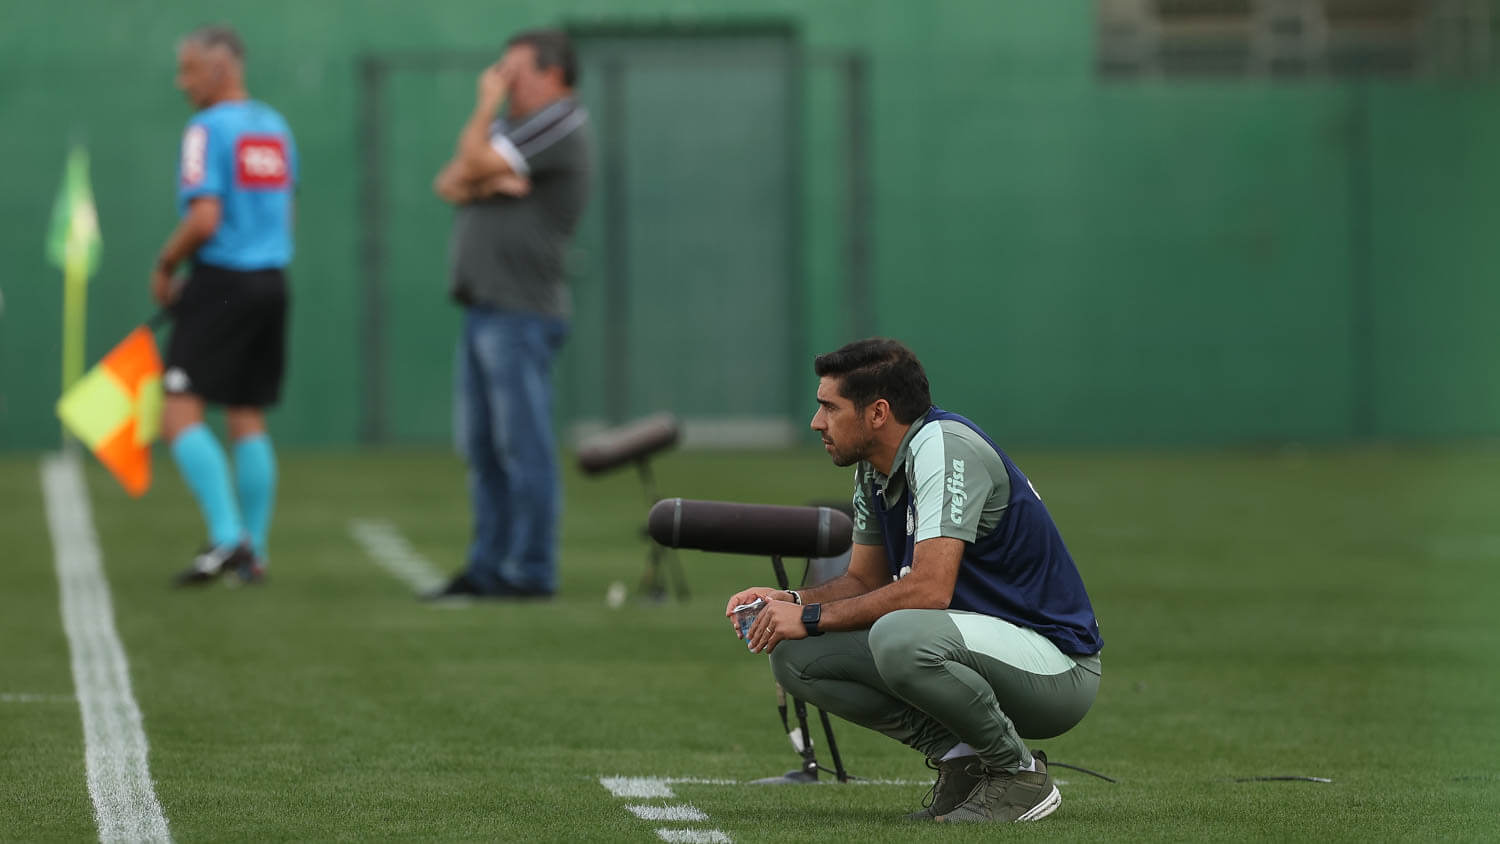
[1232, 776, 1333, 783]
[1048, 761, 1119, 783]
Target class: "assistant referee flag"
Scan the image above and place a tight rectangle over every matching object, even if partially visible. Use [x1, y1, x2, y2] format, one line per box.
[56, 326, 163, 497]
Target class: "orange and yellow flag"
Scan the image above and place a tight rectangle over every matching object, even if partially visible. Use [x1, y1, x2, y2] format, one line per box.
[55, 326, 163, 497]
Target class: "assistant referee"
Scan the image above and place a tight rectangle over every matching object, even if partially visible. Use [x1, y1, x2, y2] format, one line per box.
[150, 25, 296, 587]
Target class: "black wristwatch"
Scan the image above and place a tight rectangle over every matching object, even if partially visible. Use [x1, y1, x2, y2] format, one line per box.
[801, 603, 824, 637]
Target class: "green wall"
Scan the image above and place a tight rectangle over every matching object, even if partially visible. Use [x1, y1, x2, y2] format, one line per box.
[2, 1, 1497, 450]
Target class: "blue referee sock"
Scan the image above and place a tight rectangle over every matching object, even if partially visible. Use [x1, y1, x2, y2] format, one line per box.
[169, 423, 244, 549]
[233, 433, 277, 560]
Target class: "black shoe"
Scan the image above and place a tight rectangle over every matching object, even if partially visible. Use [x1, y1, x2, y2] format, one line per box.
[173, 544, 253, 587]
[423, 573, 554, 602]
[424, 572, 486, 601]
[228, 555, 267, 586]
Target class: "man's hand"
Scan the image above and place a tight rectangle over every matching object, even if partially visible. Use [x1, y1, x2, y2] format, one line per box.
[433, 162, 474, 203]
[151, 196, 219, 304]
[479, 172, 531, 197]
[435, 179, 470, 204]
[724, 586, 794, 642]
[745, 599, 807, 654]
[476, 62, 510, 110]
[434, 166, 531, 205]
[150, 262, 179, 306]
[724, 587, 791, 620]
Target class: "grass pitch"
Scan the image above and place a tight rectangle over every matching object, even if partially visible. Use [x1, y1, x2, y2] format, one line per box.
[2, 444, 1497, 841]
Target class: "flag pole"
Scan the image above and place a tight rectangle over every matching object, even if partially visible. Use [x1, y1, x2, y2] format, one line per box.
[59, 222, 94, 450]
[50, 143, 101, 449]
[61, 260, 87, 391]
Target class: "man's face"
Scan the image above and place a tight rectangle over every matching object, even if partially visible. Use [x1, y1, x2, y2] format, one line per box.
[500, 44, 547, 114]
[811, 376, 875, 468]
[175, 45, 221, 109]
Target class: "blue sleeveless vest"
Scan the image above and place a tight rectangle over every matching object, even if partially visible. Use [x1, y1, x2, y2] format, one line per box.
[870, 408, 1102, 655]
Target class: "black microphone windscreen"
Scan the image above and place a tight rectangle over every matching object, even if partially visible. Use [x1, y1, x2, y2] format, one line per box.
[576, 413, 680, 475]
[648, 498, 854, 559]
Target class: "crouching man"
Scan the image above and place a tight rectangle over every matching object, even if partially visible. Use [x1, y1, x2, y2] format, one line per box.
[725, 338, 1103, 823]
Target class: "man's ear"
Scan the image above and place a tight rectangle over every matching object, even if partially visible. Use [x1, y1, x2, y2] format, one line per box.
[868, 398, 892, 429]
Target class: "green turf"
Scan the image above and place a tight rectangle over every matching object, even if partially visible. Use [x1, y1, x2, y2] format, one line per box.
[2, 444, 1497, 841]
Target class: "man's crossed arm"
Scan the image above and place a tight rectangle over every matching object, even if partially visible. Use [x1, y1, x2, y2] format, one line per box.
[433, 63, 531, 204]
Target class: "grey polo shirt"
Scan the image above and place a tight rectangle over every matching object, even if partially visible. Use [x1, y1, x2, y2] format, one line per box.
[448, 96, 592, 318]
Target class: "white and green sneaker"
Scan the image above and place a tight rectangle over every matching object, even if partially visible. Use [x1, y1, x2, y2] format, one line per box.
[935, 750, 1061, 823]
[903, 755, 986, 821]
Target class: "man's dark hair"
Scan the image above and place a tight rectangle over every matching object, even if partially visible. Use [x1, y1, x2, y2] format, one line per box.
[182, 24, 245, 62]
[814, 338, 932, 424]
[508, 29, 578, 87]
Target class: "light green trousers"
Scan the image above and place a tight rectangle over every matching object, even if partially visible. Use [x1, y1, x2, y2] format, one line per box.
[769, 609, 1101, 773]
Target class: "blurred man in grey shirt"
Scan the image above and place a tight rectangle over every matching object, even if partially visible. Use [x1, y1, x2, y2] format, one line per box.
[430, 29, 591, 600]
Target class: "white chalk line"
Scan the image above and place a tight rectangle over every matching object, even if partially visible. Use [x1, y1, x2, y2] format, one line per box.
[627, 804, 708, 821]
[347, 518, 448, 596]
[1, 692, 76, 703]
[42, 452, 172, 843]
[656, 831, 731, 844]
[601, 777, 731, 842]
[600, 774, 928, 843]
[599, 776, 738, 798]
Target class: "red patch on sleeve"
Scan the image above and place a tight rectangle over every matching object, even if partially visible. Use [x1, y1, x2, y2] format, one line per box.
[235, 135, 290, 189]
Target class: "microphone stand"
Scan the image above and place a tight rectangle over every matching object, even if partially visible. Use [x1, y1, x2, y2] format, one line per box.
[747, 554, 852, 785]
[635, 459, 688, 601]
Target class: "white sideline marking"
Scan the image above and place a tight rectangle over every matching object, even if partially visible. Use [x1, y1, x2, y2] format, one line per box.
[1, 692, 75, 703]
[627, 804, 708, 821]
[601, 773, 933, 841]
[41, 452, 172, 843]
[602, 776, 675, 798]
[601, 777, 732, 842]
[656, 831, 731, 844]
[599, 776, 738, 798]
[348, 518, 447, 594]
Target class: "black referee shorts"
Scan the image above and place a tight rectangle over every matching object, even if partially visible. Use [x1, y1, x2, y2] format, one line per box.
[164, 262, 289, 408]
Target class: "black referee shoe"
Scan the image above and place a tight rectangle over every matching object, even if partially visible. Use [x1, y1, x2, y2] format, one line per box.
[173, 544, 253, 587]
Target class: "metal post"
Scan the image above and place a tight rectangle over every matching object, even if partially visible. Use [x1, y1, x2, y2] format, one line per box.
[601, 56, 630, 425]
[357, 56, 388, 444]
[1347, 82, 1374, 439]
[785, 44, 808, 425]
[844, 53, 874, 339]
[636, 459, 688, 600]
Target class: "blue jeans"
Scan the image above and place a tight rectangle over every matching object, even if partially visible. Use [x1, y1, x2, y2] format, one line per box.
[454, 307, 569, 594]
